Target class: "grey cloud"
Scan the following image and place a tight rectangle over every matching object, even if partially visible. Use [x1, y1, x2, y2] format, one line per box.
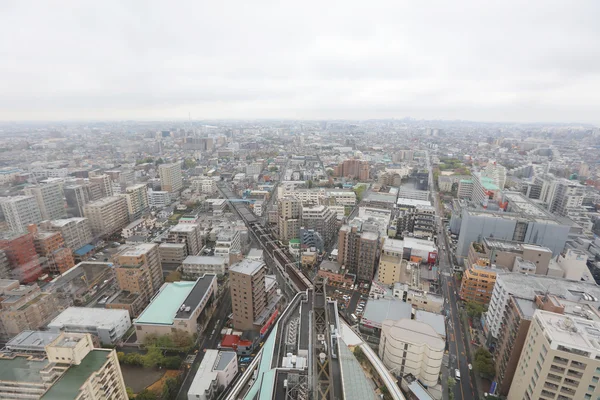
[0, 0, 599, 123]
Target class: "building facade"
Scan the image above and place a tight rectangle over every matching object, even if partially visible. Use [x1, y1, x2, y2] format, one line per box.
[159, 162, 183, 193]
[0, 195, 42, 232]
[24, 182, 66, 220]
[83, 196, 130, 237]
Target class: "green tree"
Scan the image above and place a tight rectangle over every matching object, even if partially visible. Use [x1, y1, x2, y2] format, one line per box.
[126, 387, 135, 400]
[447, 377, 456, 400]
[307, 180, 314, 189]
[143, 347, 165, 368]
[124, 352, 144, 366]
[172, 330, 194, 351]
[155, 158, 165, 166]
[353, 185, 366, 202]
[474, 347, 495, 377]
[466, 301, 486, 319]
[268, 166, 278, 172]
[353, 346, 366, 363]
[162, 356, 183, 369]
[161, 377, 181, 399]
[183, 158, 197, 169]
[117, 351, 125, 363]
[135, 389, 158, 400]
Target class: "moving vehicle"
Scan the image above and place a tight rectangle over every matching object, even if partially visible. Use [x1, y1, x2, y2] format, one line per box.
[350, 314, 358, 322]
[455, 369, 461, 380]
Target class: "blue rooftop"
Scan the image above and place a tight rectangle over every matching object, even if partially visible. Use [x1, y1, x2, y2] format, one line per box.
[74, 244, 94, 256]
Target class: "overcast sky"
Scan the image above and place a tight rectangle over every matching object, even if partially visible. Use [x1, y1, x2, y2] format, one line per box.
[1, 1, 599, 123]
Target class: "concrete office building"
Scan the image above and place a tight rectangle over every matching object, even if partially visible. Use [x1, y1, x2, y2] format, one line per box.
[47, 307, 131, 345]
[459, 262, 506, 305]
[397, 189, 430, 201]
[159, 162, 183, 193]
[114, 243, 163, 306]
[121, 184, 149, 220]
[24, 182, 66, 220]
[0, 279, 59, 341]
[39, 218, 93, 252]
[64, 184, 89, 217]
[471, 173, 501, 207]
[508, 310, 600, 400]
[183, 256, 228, 278]
[134, 275, 217, 341]
[192, 177, 217, 194]
[549, 179, 585, 216]
[277, 196, 301, 242]
[485, 273, 600, 340]
[474, 238, 554, 275]
[457, 179, 474, 199]
[83, 196, 129, 237]
[338, 224, 380, 281]
[453, 194, 570, 264]
[214, 229, 242, 262]
[379, 319, 445, 387]
[301, 205, 337, 246]
[0, 332, 128, 399]
[0, 195, 42, 232]
[556, 249, 589, 281]
[188, 350, 239, 400]
[377, 238, 404, 285]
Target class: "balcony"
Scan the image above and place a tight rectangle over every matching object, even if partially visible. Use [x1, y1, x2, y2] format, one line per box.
[553, 356, 569, 366]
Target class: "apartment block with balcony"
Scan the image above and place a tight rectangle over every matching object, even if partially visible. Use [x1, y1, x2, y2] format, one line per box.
[0, 231, 43, 283]
[167, 223, 203, 257]
[459, 262, 506, 306]
[0, 332, 128, 400]
[39, 218, 93, 253]
[338, 224, 380, 281]
[24, 182, 67, 220]
[508, 310, 600, 400]
[159, 162, 183, 193]
[121, 184, 149, 220]
[0, 279, 60, 341]
[0, 195, 42, 232]
[113, 243, 163, 307]
[83, 196, 130, 237]
[47, 307, 131, 345]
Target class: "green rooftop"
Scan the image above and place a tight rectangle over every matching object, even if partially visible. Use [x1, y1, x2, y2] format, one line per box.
[459, 179, 473, 184]
[135, 281, 196, 325]
[479, 176, 499, 191]
[42, 350, 109, 400]
[0, 355, 48, 384]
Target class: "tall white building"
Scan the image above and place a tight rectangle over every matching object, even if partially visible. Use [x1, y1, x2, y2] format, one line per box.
[379, 318, 445, 387]
[24, 182, 66, 220]
[0, 195, 42, 232]
[483, 160, 507, 190]
[191, 177, 217, 194]
[158, 162, 183, 193]
[83, 196, 129, 237]
[121, 184, 149, 220]
[549, 179, 585, 216]
[508, 310, 600, 400]
[89, 174, 113, 198]
[188, 350, 238, 400]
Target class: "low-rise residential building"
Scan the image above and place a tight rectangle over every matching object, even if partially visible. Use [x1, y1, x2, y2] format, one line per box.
[377, 238, 404, 285]
[47, 307, 131, 345]
[182, 256, 228, 278]
[159, 242, 188, 264]
[187, 350, 239, 400]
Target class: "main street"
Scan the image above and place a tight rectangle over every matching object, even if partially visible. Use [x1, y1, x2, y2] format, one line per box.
[427, 152, 476, 400]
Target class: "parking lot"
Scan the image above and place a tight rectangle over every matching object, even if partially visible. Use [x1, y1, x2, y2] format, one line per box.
[326, 281, 370, 321]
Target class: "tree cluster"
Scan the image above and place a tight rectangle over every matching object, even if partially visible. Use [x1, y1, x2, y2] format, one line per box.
[466, 301, 486, 320]
[473, 347, 495, 377]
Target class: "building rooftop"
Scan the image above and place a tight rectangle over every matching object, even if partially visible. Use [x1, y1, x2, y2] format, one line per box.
[117, 243, 156, 257]
[229, 259, 264, 276]
[135, 281, 196, 325]
[175, 274, 216, 319]
[535, 310, 600, 353]
[6, 330, 61, 352]
[396, 198, 432, 207]
[404, 237, 436, 252]
[383, 238, 404, 253]
[170, 224, 198, 233]
[41, 350, 110, 400]
[0, 354, 49, 384]
[361, 298, 412, 328]
[338, 338, 378, 400]
[415, 310, 446, 338]
[47, 307, 129, 330]
[479, 176, 499, 191]
[45, 217, 88, 227]
[183, 256, 227, 265]
[382, 319, 445, 350]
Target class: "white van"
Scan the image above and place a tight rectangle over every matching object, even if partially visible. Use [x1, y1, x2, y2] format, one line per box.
[454, 369, 461, 381]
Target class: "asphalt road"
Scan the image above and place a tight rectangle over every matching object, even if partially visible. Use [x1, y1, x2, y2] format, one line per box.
[177, 292, 232, 399]
[427, 152, 476, 400]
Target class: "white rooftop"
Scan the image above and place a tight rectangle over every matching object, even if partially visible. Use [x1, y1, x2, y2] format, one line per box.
[536, 310, 600, 354]
[47, 307, 129, 329]
[183, 256, 227, 265]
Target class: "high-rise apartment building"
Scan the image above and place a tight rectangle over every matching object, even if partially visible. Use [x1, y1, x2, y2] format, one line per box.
[0, 279, 59, 340]
[83, 196, 129, 237]
[24, 182, 66, 220]
[121, 184, 149, 220]
[277, 197, 301, 242]
[301, 205, 337, 246]
[471, 172, 501, 207]
[333, 159, 370, 181]
[459, 261, 505, 305]
[508, 310, 600, 400]
[229, 259, 269, 331]
[483, 160, 507, 190]
[191, 177, 217, 194]
[549, 179, 585, 216]
[64, 184, 90, 217]
[158, 162, 183, 193]
[113, 243, 163, 306]
[89, 174, 113, 198]
[338, 224, 380, 281]
[0, 232, 43, 283]
[28, 225, 74, 275]
[0, 195, 42, 232]
[39, 217, 93, 252]
[147, 189, 171, 208]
